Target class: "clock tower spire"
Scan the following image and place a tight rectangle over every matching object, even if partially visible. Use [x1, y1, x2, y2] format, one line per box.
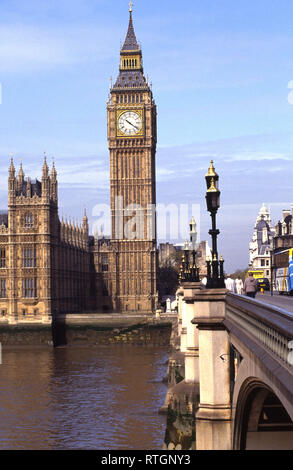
[106, 7, 157, 314]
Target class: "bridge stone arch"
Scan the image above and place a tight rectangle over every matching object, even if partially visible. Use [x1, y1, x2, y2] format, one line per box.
[233, 377, 293, 449]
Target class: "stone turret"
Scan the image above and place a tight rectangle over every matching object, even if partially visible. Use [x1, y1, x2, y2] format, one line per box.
[83, 209, 89, 250]
[8, 158, 16, 205]
[50, 160, 58, 204]
[18, 162, 24, 186]
[26, 177, 31, 198]
[42, 155, 50, 204]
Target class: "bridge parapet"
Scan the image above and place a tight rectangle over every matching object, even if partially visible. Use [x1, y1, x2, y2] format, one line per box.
[225, 293, 293, 449]
[226, 294, 293, 370]
[162, 289, 293, 449]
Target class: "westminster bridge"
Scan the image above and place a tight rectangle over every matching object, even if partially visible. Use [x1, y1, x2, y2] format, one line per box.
[163, 284, 293, 450]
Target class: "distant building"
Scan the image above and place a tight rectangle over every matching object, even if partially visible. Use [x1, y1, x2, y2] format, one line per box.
[196, 241, 213, 278]
[249, 204, 275, 280]
[274, 206, 293, 251]
[158, 243, 177, 267]
[158, 237, 212, 279]
[0, 159, 95, 324]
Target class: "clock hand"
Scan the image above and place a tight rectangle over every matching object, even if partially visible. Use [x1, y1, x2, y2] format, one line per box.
[125, 119, 139, 130]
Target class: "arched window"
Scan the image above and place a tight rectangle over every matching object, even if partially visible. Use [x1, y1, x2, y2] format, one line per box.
[24, 213, 34, 229]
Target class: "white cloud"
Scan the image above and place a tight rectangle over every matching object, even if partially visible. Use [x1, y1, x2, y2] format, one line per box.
[0, 23, 116, 74]
[223, 152, 291, 162]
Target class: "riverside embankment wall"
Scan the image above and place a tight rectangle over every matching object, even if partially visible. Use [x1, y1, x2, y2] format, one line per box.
[0, 314, 175, 347]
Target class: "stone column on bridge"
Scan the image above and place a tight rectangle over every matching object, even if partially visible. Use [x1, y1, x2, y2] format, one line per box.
[180, 299, 187, 354]
[183, 282, 202, 383]
[176, 286, 184, 338]
[159, 282, 202, 449]
[192, 288, 232, 450]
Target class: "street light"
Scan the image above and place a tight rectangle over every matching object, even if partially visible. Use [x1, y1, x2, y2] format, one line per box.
[180, 225, 200, 284]
[205, 161, 225, 288]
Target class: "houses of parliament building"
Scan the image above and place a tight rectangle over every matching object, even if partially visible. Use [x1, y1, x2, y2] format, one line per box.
[0, 6, 157, 324]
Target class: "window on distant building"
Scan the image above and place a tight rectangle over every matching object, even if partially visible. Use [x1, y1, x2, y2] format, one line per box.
[261, 259, 265, 267]
[22, 247, 36, 268]
[0, 279, 6, 298]
[101, 254, 109, 272]
[22, 278, 37, 298]
[24, 213, 34, 229]
[0, 249, 5, 268]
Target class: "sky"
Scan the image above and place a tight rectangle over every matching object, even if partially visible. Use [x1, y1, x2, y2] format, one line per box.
[0, 0, 293, 271]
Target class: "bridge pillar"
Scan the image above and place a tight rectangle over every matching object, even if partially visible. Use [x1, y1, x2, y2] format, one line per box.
[180, 300, 187, 353]
[192, 289, 232, 450]
[176, 286, 184, 338]
[182, 282, 202, 383]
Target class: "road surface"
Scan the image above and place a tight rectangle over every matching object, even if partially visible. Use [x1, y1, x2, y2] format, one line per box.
[252, 291, 293, 314]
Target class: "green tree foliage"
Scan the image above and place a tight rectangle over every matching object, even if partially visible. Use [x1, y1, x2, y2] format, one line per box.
[230, 268, 249, 282]
[157, 251, 182, 299]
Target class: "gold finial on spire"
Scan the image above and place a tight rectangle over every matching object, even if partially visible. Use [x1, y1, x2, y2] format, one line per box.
[129, 0, 133, 12]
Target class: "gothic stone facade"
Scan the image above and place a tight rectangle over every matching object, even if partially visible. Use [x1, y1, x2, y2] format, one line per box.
[0, 10, 158, 323]
[0, 159, 94, 324]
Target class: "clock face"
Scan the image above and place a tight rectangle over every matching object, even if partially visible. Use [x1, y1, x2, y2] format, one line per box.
[118, 111, 142, 136]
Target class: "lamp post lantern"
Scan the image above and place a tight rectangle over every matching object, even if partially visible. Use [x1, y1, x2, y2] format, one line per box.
[180, 222, 200, 284]
[205, 161, 225, 288]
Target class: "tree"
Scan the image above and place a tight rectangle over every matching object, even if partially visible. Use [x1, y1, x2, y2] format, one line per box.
[157, 250, 182, 299]
[230, 268, 249, 282]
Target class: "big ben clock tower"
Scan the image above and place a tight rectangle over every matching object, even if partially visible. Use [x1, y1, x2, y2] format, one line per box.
[107, 3, 157, 313]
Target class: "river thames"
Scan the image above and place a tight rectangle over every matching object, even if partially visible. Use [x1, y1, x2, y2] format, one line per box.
[0, 344, 169, 450]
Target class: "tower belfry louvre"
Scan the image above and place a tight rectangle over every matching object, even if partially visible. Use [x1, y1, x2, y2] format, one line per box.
[106, 6, 157, 313]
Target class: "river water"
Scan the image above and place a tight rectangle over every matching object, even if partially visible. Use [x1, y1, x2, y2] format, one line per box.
[0, 345, 169, 450]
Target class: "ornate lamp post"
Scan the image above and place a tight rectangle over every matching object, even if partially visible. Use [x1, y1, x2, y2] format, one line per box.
[180, 222, 200, 284]
[205, 161, 225, 288]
